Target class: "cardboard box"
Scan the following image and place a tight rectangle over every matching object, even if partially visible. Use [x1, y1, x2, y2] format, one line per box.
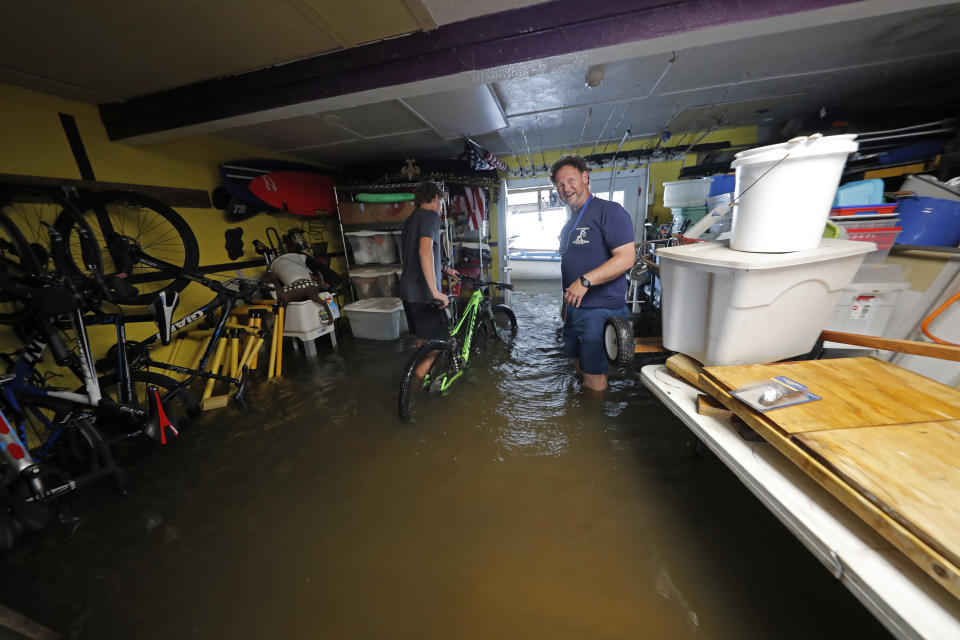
[338, 201, 415, 224]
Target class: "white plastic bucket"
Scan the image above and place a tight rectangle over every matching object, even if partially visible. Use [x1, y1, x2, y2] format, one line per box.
[662, 178, 713, 208]
[730, 134, 858, 252]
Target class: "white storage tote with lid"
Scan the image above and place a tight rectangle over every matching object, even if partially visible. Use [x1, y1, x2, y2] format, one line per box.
[730, 134, 859, 252]
[344, 230, 399, 264]
[342, 296, 408, 340]
[349, 266, 400, 299]
[657, 238, 874, 366]
[823, 264, 910, 339]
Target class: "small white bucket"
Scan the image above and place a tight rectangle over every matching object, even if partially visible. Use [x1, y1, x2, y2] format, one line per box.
[730, 134, 858, 252]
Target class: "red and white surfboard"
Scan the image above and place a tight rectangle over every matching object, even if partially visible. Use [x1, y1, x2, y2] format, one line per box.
[249, 171, 337, 216]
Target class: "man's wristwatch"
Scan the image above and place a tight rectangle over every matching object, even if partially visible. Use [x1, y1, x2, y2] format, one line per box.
[579, 275, 591, 288]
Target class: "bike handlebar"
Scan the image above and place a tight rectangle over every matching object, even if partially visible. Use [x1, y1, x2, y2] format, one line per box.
[454, 273, 514, 290]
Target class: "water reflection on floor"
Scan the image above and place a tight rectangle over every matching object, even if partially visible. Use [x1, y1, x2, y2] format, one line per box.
[0, 281, 891, 639]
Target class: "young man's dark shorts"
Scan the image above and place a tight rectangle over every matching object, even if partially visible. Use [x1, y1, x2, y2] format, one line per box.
[402, 301, 448, 340]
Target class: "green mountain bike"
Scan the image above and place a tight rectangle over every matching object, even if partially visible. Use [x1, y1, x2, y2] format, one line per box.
[398, 275, 517, 420]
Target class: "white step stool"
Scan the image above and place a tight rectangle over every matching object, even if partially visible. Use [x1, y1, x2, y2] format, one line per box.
[283, 296, 338, 356]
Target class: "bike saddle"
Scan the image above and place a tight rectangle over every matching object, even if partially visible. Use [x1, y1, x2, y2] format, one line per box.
[149, 289, 180, 346]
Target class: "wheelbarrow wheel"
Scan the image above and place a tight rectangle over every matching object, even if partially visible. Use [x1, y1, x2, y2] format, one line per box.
[603, 315, 634, 367]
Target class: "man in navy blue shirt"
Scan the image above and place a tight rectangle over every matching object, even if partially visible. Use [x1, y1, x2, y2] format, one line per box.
[551, 155, 635, 391]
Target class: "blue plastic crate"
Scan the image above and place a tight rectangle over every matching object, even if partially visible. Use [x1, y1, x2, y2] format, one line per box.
[833, 179, 884, 208]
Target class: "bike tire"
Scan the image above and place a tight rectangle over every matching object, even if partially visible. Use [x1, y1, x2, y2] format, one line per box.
[55, 190, 199, 306]
[475, 303, 518, 347]
[0, 199, 44, 323]
[96, 370, 201, 428]
[398, 339, 457, 421]
[490, 304, 518, 342]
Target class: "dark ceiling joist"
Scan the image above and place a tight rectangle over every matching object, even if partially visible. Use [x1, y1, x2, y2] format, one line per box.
[99, 0, 859, 141]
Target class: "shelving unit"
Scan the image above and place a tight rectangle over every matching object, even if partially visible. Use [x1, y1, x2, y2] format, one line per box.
[334, 181, 452, 303]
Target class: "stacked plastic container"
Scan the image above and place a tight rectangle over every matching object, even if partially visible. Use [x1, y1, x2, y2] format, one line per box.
[657, 134, 876, 365]
[830, 178, 902, 262]
[663, 178, 713, 234]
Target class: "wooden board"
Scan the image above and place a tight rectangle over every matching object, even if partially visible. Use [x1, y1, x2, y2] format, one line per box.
[703, 357, 960, 434]
[795, 420, 960, 570]
[696, 370, 960, 601]
[665, 354, 704, 389]
[696, 394, 734, 420]
[820, 330, 960, 362]
[633, 336, 666, 354]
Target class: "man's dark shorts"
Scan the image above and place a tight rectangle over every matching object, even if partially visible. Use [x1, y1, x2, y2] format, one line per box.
[402, 301, 448, 340]
[563, 305, 630, 375]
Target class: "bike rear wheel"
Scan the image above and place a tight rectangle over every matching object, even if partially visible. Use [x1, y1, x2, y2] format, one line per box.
[398, 339, 457, 421]
[56, 191, 199, 306]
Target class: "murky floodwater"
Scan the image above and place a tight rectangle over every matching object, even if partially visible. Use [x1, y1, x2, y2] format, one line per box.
[0, 281, 891, 639]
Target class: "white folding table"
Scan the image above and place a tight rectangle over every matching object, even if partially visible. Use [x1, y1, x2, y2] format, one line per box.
[641, 364, 960, 640]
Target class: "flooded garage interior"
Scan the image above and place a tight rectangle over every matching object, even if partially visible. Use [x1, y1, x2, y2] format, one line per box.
[0, 282, 891, 639]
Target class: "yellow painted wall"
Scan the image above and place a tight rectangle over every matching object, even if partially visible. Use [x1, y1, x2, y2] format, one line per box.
[0, 82, 345, 371]
[502, 125, 759, 224]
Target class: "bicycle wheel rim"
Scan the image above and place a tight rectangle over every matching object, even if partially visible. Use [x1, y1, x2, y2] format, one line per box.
[62, 191, 199, 305]
[491, 304, 518, 342]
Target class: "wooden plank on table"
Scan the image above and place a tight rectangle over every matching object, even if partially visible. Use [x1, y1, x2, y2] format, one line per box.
[795, 420, 960, 570]
[703, 357, 960, 434]
[696, 371, 960, 601]
[665, 354, 704, 388]
[697, 394, 734, 420]
[820, 330, 960, 362]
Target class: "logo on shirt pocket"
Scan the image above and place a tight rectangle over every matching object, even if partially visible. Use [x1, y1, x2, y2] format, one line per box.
[573, 227, 589, 245]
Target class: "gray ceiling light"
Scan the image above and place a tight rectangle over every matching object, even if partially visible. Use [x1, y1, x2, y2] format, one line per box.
[585, 64, 605, 88]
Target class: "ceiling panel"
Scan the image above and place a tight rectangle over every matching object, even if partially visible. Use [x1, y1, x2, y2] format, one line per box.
[403, 85, 507, 138]
[216, 115, 353, 151]
[291, 130, 455, 164]
[322, 101, 429, 138]
[668, 95, 803, 132]
[659, 5, 960, 95]
[495, 52, 674, 116]
[421, 0, 549, 26]
[0, 1, 344, 99]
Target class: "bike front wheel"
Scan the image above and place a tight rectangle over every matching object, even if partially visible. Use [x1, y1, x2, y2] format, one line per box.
[476, 303, 517, 348]
[96, 370, 201, 430]
[398, 339, 457, 421]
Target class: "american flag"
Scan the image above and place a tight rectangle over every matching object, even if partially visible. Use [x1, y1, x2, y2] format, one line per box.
[463, 187, 486, 231]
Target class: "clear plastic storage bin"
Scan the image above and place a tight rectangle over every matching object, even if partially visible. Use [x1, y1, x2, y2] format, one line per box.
[344, 231, 399, 264]
[350, 266, 400, 299]
[342, 297, 408, 340]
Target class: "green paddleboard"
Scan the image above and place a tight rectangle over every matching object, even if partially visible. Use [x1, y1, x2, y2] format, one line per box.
[356, 192, 415, 203]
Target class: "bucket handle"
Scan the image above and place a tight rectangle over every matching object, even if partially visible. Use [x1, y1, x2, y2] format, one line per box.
[728, 133, 824, 210]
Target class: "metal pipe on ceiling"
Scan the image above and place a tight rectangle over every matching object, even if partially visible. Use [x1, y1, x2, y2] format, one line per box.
[608, 128, 632, 200]
[577, 108, 593, 156]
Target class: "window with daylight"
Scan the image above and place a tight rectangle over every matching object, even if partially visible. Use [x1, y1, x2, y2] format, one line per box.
[506, 186, 624, 252]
